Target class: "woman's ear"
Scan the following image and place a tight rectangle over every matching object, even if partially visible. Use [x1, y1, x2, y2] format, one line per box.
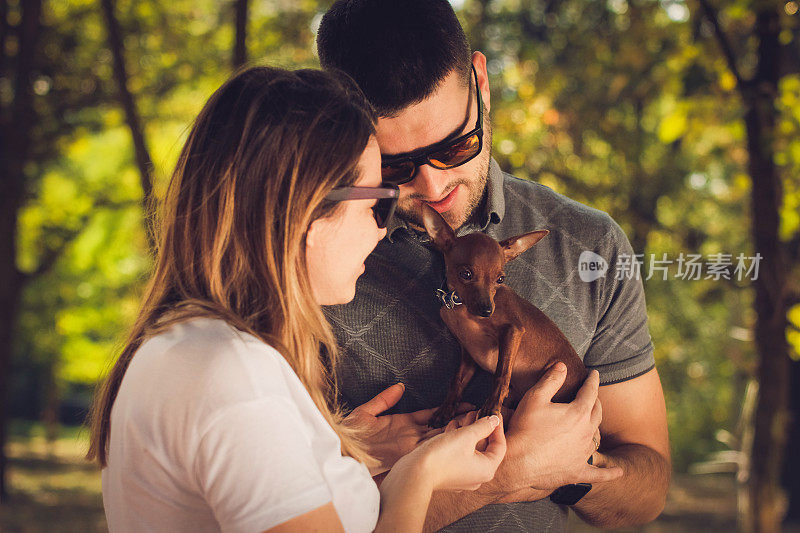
[306, 219, 320, 250]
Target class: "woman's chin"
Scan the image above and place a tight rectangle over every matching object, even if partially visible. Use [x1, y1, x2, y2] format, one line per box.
[316, 286, 358, 307]
[314, 268, 362, 306]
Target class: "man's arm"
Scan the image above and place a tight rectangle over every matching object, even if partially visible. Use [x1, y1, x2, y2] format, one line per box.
[422, 476, 548, 532]
[572, 367, 671, 528]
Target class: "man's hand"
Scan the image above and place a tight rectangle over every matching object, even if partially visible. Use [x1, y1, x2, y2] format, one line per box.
[345, 383, 470, 475]
[497, 363, 623, 493]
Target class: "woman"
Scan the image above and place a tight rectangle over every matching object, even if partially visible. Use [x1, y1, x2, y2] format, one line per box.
[86, 66, 505, 532]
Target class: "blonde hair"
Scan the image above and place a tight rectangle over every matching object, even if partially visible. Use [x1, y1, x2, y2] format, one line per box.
[87, 67, 377, 467]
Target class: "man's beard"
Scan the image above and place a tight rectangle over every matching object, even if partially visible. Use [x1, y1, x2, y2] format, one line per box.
[397, 116, 493, 231]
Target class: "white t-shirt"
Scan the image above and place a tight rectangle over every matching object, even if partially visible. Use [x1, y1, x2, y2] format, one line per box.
[102, 318, 380, 533]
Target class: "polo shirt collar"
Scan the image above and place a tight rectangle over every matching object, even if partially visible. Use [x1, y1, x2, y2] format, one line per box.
[386, 157, 506, 242]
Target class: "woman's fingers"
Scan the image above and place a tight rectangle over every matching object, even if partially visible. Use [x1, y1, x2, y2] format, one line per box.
[464, 414, 501, 440]
[421, 415, 507, 492]
[481, 416, 507, 463]
[469, 416, 506, 482]
[465, 415, 504, 458]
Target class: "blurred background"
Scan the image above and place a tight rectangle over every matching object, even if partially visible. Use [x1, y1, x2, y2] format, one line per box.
[0, 0, 799, 531]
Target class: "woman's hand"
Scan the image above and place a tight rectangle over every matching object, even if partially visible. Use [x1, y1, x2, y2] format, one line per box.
[345, 383, 471, 475]
[396, 414, 506, 492]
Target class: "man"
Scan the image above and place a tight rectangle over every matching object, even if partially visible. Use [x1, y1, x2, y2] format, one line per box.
[318, 1, 670, 531]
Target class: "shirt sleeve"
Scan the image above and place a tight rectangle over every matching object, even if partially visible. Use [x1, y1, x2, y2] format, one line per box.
[193, 397, 333, 533]
[582, 217, 656, 385]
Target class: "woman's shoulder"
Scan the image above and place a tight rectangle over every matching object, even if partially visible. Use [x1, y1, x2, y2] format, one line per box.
[130, 317, 300, 412]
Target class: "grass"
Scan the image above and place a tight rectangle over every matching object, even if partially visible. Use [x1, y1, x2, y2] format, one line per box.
[0, 420, 107, 533]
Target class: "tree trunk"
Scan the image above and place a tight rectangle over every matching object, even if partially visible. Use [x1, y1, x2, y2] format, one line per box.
[784, 358, 800, 524]
[233, 0, 248, 69]
[100, 0, 156, 248]
[0, 0, 43, 504]
[742, 7, 791, 533]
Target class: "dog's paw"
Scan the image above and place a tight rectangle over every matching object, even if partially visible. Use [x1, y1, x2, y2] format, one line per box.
[478, 403, 502, 420]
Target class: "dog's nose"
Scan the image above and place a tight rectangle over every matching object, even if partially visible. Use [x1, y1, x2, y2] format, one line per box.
[478, 305, 493, 317]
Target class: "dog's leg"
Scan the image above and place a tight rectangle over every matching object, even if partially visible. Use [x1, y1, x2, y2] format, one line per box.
[429, 347, 478, 428]
[479, 324, 524, 418]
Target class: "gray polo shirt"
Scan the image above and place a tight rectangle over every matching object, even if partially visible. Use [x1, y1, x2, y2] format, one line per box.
[324, 159, 654, 532]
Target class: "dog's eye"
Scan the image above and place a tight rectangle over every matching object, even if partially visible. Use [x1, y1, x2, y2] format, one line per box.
[459, 269, 473, 281]
[497, 275, 505, 284]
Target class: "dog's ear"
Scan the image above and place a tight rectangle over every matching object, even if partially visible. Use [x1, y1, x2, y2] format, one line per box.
[499, 230, 549, 262]
[421, 204, 456, 252]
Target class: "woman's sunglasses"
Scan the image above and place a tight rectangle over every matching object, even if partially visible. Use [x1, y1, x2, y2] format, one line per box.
[380, 65, 484, 185]
[325, 183, 400, 229]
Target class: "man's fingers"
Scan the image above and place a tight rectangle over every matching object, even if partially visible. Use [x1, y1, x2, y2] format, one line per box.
[590, 397, 602, 427]
[573, 370, 600, 409]
[423, 427, 445, 439]
[525, 362, 568, 404]
[357, 382, 405, 416]
[452, 409, 482, 428]
[409, 406, 441, 424]
[581, 464, 624, 484]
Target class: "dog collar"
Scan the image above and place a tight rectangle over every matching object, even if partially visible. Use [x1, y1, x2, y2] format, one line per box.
[436, 278, 463, 310]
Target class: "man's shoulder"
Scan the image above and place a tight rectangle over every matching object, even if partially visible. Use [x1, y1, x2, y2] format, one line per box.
[500, 172, 615, 225]
[498, 172, 625, 247]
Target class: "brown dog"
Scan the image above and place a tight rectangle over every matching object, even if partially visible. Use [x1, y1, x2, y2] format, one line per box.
[422, 204, 587, 428]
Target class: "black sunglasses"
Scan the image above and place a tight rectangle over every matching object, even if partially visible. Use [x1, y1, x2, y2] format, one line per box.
[380, 65, 484, 185]
[325, 183, 400, 229]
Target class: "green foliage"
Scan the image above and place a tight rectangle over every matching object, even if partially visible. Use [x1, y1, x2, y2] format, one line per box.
[460, 0, 799, 471]
[9, 0, 800, 475]
[11, 0, 326, 417]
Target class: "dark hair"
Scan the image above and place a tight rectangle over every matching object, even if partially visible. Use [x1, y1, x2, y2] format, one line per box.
[317, 0, 472, 117]
[87, 66, 378, 468]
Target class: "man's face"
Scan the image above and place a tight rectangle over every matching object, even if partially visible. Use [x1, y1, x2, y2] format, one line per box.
[376, 56, 492, 230]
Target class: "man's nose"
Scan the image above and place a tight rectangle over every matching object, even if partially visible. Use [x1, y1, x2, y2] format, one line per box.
[410, 164, 450, 200]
